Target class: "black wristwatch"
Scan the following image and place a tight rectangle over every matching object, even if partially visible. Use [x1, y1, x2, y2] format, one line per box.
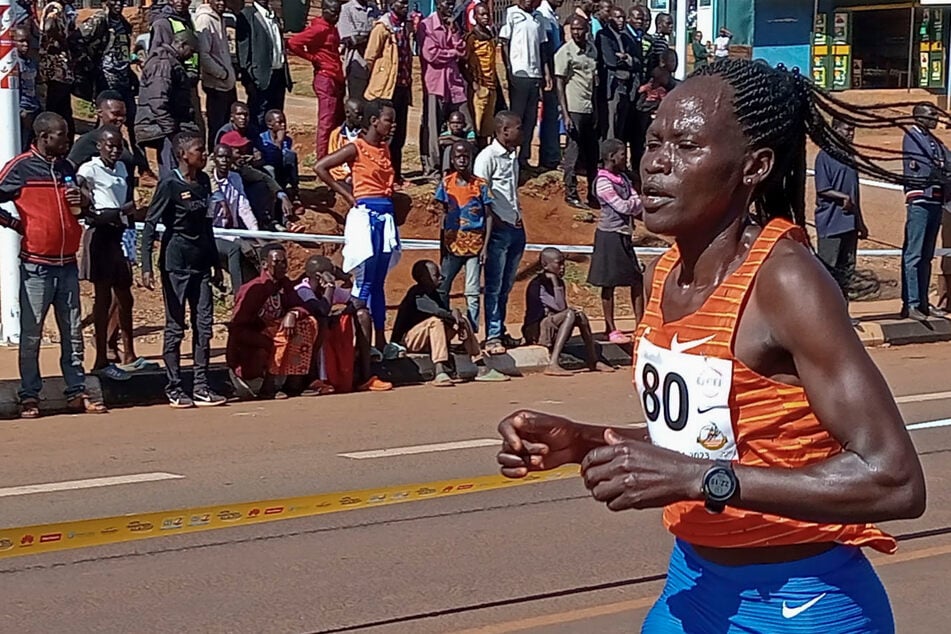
[702, 460, 738, 514]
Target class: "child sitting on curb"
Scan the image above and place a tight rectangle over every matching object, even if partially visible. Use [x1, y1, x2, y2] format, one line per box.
[522, 248, 614, 376]
[392, 260, 509, 387]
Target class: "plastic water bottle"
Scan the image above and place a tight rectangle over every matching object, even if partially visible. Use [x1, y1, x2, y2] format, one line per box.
[63, 175, 81, 216]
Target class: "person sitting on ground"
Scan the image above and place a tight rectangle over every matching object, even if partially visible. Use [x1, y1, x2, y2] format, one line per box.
[392, 260, 509, 387]
[141, 130, 227, 409]
[436, 141, 491, 332]
[219, 130, 297, 232]
[215, 100, 258, 147]
[326, 97, 366, 194]
[14, 25, 41, 152]
[227, 244, 322, 399]
[295, 255, 393, 393]
[587, 138, 644, 344]
[438, 110, 477, 174]
[523, 247, 614, 376]
[209, 143, 261, 296]
[76, 125, 140, 381]
[257, 109, 300, 200]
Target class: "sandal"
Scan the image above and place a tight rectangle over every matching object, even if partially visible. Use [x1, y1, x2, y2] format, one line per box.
[304, 379, 336, 396]
[19, 398, 40, 419]
[66, 394, 108, 415]
[608, 330, 632, 345]
[432, 372, 454, 387]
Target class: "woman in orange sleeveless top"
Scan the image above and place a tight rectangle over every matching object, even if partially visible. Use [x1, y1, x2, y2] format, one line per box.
[315, 99, 400, 358]
[497, 59, 929, 633]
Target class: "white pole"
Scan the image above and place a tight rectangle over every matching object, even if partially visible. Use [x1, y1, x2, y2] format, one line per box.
[675, 0, 688, 80]
[0, 1, 21, 344]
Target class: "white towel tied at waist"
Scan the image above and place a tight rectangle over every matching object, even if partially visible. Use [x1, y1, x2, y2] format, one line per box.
[342, 204, 402, 273]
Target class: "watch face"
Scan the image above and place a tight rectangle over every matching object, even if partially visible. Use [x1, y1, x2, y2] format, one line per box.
[706, 469, 734, 500]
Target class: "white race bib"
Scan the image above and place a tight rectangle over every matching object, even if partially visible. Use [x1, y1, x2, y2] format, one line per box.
[635, 334, 738, 461]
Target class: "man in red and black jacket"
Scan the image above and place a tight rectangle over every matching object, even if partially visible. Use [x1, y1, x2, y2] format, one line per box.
[0, 112, 108, 419]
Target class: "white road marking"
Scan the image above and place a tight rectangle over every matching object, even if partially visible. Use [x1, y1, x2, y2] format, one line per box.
[896, 391, 951, 404]
[339, 439, 500, 460]
[342, 416, 951, 460]
[907, 419, 951, 432]
[0, 472, 185, 498]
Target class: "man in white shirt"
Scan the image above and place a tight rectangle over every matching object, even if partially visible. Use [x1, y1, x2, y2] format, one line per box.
[236, 0, 292, 127]
[474, 111, 526, 355]
[714, 27, 732, 58]
[75, 126, 139, 377]
[499, 0, 552, 168]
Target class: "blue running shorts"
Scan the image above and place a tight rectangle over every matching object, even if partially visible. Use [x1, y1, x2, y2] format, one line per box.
[642, 539, 894, 633]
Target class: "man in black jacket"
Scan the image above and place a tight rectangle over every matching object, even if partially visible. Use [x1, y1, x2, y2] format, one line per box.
[149, 0, 204, 141]
[236, 0, 293, 127]
[141, 130, 227, 409]
[595, 7, 638, 142]
[135, 30, 199, 177]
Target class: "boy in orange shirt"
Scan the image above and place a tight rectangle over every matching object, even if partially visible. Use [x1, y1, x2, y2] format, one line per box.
[436, 141, 491, 332]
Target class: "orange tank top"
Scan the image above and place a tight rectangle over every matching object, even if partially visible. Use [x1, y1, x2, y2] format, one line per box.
[349, 137, 395, 202]
[633, 219, 896, 554]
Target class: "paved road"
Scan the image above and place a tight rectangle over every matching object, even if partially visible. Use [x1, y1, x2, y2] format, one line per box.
[2, 344, 951, 633]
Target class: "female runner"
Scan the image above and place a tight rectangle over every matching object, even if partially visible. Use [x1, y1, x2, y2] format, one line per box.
[497, 59, 932, 632]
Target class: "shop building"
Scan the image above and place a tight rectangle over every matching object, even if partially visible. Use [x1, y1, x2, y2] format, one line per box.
[728, 0, 951, 91]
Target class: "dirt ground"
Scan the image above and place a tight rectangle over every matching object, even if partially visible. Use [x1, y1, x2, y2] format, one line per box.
[66, 59, 950, 348]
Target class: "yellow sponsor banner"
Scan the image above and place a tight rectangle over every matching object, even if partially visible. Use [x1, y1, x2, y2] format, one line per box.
[0, 466, 579, 560]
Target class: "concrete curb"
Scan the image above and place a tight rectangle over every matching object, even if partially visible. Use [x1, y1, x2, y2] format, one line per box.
[0, 376, 105, 420]
[0, 317, 945, 418]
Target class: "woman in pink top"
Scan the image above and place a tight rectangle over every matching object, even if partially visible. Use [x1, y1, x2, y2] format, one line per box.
[586, 138, 644, 344]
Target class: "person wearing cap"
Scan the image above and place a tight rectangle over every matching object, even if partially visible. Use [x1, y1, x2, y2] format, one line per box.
[220, 129, 295, 231]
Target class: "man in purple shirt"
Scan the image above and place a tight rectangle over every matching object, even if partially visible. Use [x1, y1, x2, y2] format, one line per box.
[418, 0, 469, 178]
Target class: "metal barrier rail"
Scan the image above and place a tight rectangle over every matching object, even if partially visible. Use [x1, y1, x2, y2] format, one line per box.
[135, 170, 951, 257]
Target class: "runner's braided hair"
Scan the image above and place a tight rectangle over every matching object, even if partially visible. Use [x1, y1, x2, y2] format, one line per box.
[693, 58, 951, 227]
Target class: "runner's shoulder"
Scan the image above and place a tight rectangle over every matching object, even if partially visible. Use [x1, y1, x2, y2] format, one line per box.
[752, 233, 851, 337]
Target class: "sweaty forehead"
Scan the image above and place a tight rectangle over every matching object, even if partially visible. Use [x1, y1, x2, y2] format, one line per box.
[656, 76, 739, 138]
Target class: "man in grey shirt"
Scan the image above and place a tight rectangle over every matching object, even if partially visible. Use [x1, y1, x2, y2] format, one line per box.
[338, 0, 380, 99]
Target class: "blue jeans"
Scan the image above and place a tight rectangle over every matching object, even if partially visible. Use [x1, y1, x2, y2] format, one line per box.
[483, 222, 526, 341]
[351, 198, 395, 331]
[18, 261, 86, 401]
[439, 253, 481, 332]
[901, 201, 943, 311]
